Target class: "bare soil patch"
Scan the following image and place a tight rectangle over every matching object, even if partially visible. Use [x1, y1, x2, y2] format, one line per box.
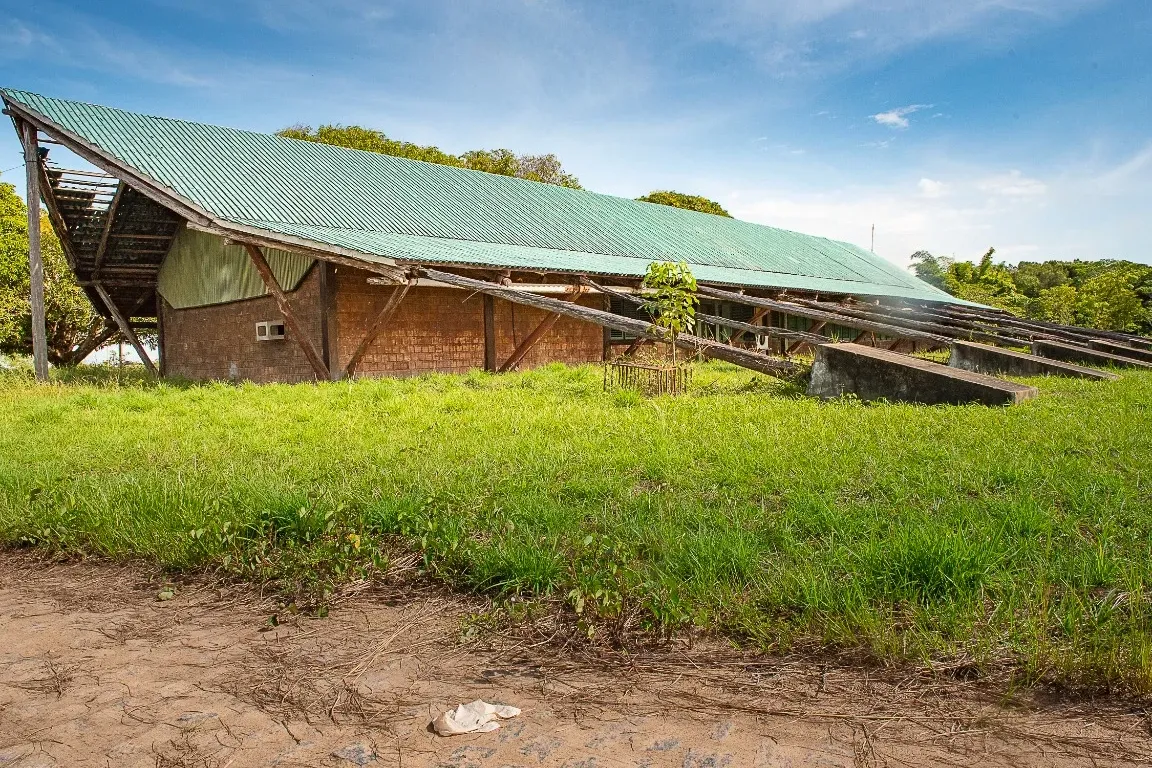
[0, 553, 1148, 767]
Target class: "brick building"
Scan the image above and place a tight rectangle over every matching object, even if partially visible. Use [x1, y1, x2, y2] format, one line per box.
[6, 89, 972, 384]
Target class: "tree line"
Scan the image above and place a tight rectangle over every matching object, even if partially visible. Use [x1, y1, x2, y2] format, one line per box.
[911, 248, 1152, 333]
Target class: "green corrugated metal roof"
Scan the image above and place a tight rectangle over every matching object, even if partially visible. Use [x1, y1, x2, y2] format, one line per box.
[3, 88, 957, 303]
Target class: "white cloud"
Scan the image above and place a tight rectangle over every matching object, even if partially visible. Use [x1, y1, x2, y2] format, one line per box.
[871, 104, 932, 129]
[918, 178, 947, 198]
[978, 170, 1047, 197]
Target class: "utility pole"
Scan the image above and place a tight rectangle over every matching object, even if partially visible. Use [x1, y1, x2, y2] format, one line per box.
[21, 120, 49, 382]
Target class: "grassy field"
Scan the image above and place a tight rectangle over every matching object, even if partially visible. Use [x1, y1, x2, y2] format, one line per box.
[1, 361, 1151, 691]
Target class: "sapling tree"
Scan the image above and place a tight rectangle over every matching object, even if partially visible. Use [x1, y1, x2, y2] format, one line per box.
[641, 261, 698, 366]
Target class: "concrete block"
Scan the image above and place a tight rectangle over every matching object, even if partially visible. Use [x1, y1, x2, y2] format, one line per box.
[1086, 339, 1152, 364]
[950, 341, 1119, 381]
[808, 343, 1038, 406]
[1032, 340, 1152, 370]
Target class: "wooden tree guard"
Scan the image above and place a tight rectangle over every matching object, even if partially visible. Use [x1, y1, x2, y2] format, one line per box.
[605, 360, 691, 396]
[244, 243, 330, 381]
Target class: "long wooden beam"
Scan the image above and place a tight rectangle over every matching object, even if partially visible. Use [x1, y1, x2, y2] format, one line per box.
[92, 283, 157, 376]
[936, 303, 1151, 348]
[421, 268, 796, 376]
[343, 277, 415, 379]
[244, 244, 330, 381]
[696, 284, 952, 347]
[793, 298, 1024, 347]
[21, 120, 49, 381]
[35, 161, 79, 270]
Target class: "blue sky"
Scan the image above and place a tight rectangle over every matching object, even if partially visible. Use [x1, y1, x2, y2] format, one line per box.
[2, 0, 1150, 268]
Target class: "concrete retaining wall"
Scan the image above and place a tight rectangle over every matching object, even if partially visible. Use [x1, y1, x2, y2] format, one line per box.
[949, 341, 1119, 380]
[808, 343, 1037, 406]
[1032, 340, 1152, 370]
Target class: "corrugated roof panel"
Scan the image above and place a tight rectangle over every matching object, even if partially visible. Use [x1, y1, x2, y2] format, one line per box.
[3, 88, 957, 303]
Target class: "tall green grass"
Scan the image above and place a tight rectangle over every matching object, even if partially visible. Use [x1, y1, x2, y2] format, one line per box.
[1, 362, 1150, 690]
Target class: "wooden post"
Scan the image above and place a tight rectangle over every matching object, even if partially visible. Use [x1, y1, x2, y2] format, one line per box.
[93, 283, 157, 376]
[343, 276, 414, 379]
[483, 294, 497, 372]
[244, 243, 330, 381]
[21, 121, 49, 381]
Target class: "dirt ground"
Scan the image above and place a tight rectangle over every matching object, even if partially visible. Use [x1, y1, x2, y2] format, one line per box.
[0, 554, 1149, 767]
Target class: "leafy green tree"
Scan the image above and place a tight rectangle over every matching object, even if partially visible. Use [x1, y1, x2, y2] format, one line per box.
[636, 191, 731, 217]
[908, 246, 1152, 334]
[909, 250, 951, 291]
[0, 182, 112, 366]
[641, 261, 698, 366]
[1028, 285, 1078, 326]
[1074, 268, 1149, 331]
[278, 125, 582, 188]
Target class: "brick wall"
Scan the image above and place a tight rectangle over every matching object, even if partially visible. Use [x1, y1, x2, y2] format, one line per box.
[332, 266, 604, 377]
[159, 264, 606, 382]
[160, 265, 326, 383]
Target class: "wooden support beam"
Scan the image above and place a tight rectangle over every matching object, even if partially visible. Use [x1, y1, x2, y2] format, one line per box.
[696, 284, 952, 347]
[243, 243, 331, 381]
[342, 276, 415, 379]
[35, 160, 78, 269]
[483, 294, 497, 372]
[93, 283, 157, 376]
[787, 321, 826, 354]
[730, 307, 768, 345]
[498, 286, 584, 373]
[421, 268, 796, 377]
[93, 182, 124, 277]
[21, 121, 49, 381]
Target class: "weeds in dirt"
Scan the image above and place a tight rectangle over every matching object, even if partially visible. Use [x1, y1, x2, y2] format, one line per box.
[1, 361, 1151, 691]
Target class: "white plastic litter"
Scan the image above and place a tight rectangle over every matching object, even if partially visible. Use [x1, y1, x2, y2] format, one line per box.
[432, 700, 521, 736]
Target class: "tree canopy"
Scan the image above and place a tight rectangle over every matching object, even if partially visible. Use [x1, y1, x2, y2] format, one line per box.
[277, 125, 582, 189]
[910, 247, 1152, 334]
[636, 190, 732, 217]
[0, 182, 115, 365]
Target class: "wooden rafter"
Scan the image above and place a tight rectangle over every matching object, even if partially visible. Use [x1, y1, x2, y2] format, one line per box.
[243, 244, 330, 381]
[35, 160, 79, 269]
[343, 276, 416, 379]
[92, 182, 124, 277]
[92, 283, 157, 376]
